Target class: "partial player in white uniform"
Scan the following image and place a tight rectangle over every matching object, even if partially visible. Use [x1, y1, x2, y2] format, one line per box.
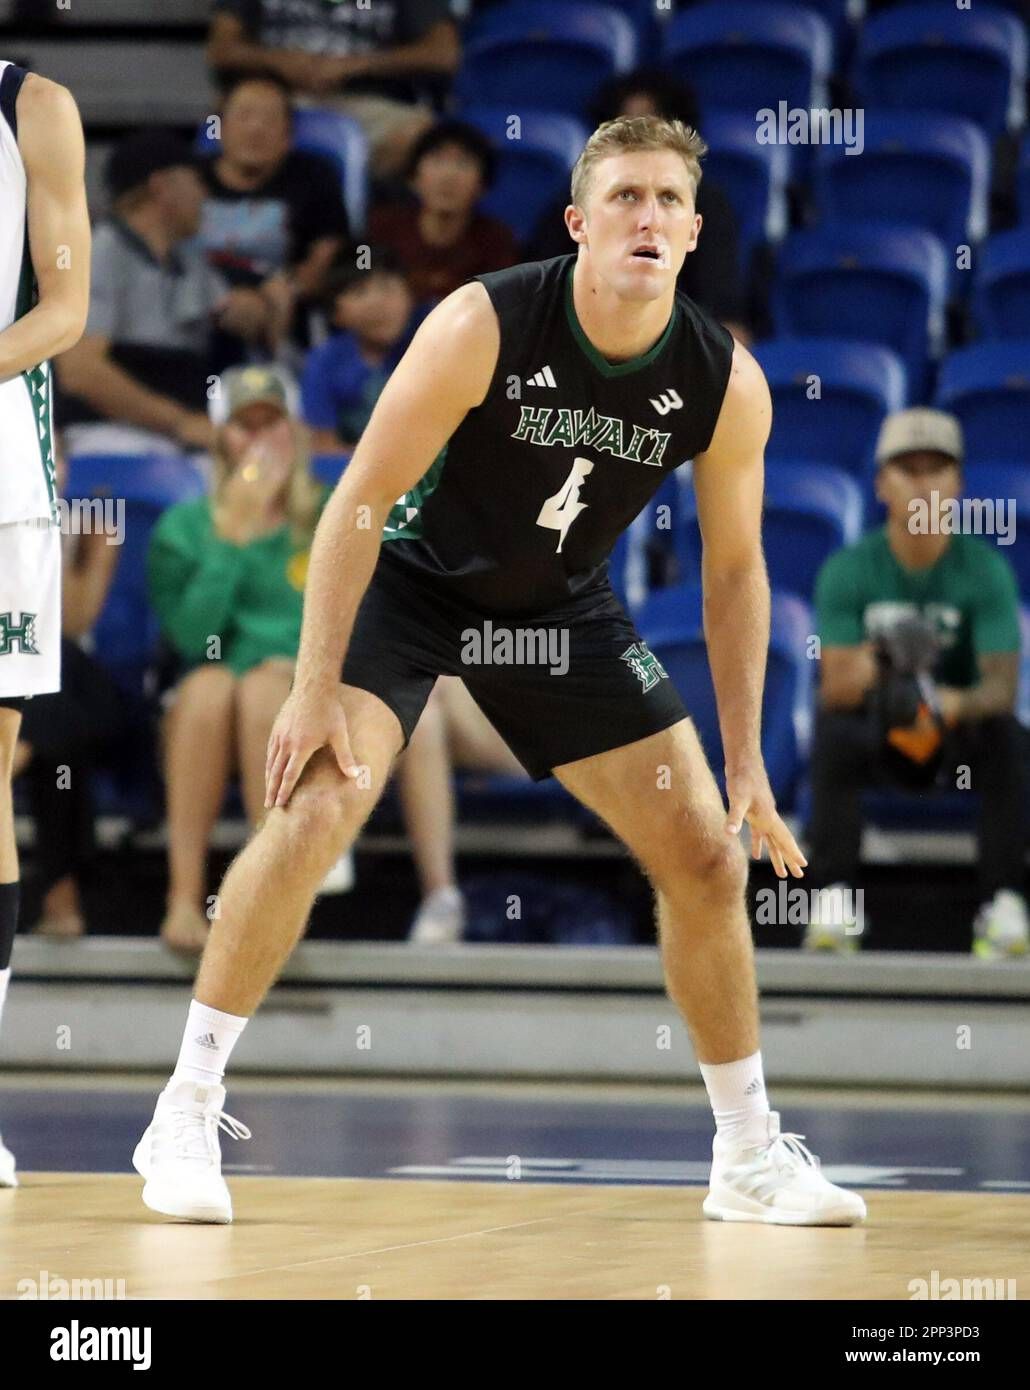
[0, 61, 90, 1186]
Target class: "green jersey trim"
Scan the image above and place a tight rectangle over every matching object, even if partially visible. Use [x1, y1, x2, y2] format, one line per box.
[381, 444, 448, 541]
[14, 223, 57, 518]
[563, 261, 677, 378]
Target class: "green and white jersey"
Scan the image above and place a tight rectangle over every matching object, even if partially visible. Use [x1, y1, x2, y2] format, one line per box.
[0, 59, 57, 524]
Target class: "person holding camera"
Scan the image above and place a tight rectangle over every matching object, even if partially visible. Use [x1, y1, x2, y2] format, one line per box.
[806, 408, 1028, 958]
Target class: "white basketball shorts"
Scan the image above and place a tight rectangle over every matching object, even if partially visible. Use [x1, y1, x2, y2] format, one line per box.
[0, 517, 61, 699]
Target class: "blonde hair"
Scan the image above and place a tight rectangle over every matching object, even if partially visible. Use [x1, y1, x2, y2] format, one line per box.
[570, 115, 707, 210]
[211, 418, 323, 547]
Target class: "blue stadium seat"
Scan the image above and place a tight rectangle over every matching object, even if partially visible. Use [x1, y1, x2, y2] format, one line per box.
[638, 583, 813, 806]
[935, 342, 1030, 466]
[65, 454, 206, 693]
[700, 110, 789, 267]
[973, 231, 1030, 341]
[675, 462, 864, 602]
[310, 451, 351, 488]
[813, 113, 990, 256]
[772, 225, 949, 400]
[664, 2, 833, 120]
[458, 106, 587, 246]
[1019, 134, 1030, 227]
[755, 338, 907, 479]
[195, 107, 368, 235]
[857, 3, 1027, 139]
[960, 463, 1030, 595]
[292, 108, 369, 237]
[456, 3, 637, 121]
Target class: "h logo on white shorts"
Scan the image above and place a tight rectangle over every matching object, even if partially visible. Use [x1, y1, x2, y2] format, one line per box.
[0, 612, 40, 656]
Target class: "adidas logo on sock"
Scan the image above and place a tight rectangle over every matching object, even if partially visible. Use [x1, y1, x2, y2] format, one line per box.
[528, 365, 557, 388]
[744, 1078, 762, 1096]
[194, 1032, 219, 1051]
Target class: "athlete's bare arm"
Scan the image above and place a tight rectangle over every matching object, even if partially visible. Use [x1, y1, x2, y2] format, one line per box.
[264, 280, 499, 807]
[0, 75, 89, 383]
[692, 340, 806, 878]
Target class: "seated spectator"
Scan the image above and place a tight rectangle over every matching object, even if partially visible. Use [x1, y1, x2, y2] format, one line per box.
[56, 132, 272, 459]
[396, 677, 531, 943]
[207, 0, 460, 182]
[807, 408, 1028, 958]
[12, 444, 129, 939]
[147, 367, 332, 953]
[302, 250, 426, 454]
[525, 68, 750, 342]
[198, 71, 351, 362]
[368, 119, 519, 304]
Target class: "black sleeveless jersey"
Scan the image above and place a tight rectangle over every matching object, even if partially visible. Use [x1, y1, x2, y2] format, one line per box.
[380, 253, 734, 616]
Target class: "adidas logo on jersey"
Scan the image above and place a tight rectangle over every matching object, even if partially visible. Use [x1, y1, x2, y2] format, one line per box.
[527, 365, 557, 388]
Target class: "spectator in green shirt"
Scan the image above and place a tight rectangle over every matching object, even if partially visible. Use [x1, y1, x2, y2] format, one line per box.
[808, 408, 1027, 959]
[148, 366, 330, 953]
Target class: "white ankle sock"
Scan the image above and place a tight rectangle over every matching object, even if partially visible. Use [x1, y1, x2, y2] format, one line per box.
[699, 1051, 771, 1150]
[0, 966, 9, 1030]
[171, 999, 248, 1087]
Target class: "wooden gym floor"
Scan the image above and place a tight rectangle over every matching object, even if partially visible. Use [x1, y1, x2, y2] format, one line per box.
[0, 1076, 1027, 1300]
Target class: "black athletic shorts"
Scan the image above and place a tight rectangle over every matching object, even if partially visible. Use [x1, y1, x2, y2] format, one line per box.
[342, 547, 689, 781]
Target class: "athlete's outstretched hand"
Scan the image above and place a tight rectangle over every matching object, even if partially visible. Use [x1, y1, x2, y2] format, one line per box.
[724, 762, 807, 879]
[264, 685, 359, 809]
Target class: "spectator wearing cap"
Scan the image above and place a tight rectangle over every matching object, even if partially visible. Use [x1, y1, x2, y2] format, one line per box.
[207, 0, 460, 182]
[147, 366, 334, 953]
[807, 408, 1028, 958]
[367, 119, 519, 305]
[197, 71, 351, 359]
[301, 250, 426, 455]
[56, 131, 273, 459]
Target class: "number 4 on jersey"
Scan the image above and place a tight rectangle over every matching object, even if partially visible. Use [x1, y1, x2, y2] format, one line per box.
[536, 456, 594, 553]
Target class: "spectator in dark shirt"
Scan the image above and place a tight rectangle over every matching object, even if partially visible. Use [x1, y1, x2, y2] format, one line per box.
[56, 132, 272, 458]
[368, 119, 519, 305]
[207, 0, 460, 181]
[302, 251, 425, 455]
[525, 68, 750, 341]
[198, 71, 352, 357]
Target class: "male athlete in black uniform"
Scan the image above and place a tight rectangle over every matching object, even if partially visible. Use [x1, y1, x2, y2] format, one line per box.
[133, 116, 866, 1227]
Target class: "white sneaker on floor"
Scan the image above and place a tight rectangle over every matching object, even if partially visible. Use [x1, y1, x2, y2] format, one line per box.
[318, 850, 355, 896]
[409, 886, 465, 944]
[132, 1079, 250, 1224]
[973, 890, 1030, 960]
[704, 1111, 867, 1226]
[0, 1130, 17, 1188]
[802, 882, 865, 953]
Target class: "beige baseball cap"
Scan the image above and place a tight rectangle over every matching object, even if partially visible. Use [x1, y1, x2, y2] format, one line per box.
[875, 407, 964, 468]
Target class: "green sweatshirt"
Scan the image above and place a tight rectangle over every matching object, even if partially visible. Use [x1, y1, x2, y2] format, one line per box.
[147, 495, 326, 676]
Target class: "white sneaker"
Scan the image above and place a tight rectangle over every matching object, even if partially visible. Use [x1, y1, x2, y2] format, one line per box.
[973, 890, 1030, 960]
[704, 1111, 867, 1226]
[132, 1079, 250, 1224]
[803, 882, 865, 953]
[0, 1130, 17, 1188]
[409, 885, 465, 944]
[317, 849, 355, 896]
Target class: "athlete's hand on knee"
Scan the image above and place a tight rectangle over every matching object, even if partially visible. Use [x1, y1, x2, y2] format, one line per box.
[724, 765, 807, 879]
[264, 688, 359, 809]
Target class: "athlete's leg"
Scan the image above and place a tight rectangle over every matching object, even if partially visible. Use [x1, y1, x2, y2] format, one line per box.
[194, 683, 404, 1017]
[554, 716, 756, 1064]
[234, 658, 295, 827]
[0, 705, 22, 1186]
[554, 717, 865, 1223]
[160, 664, 237, 951]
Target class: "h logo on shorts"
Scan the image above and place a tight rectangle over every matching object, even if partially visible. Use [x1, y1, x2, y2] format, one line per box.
[0, 612, 40, 656]
[620, 641, 667, 692]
